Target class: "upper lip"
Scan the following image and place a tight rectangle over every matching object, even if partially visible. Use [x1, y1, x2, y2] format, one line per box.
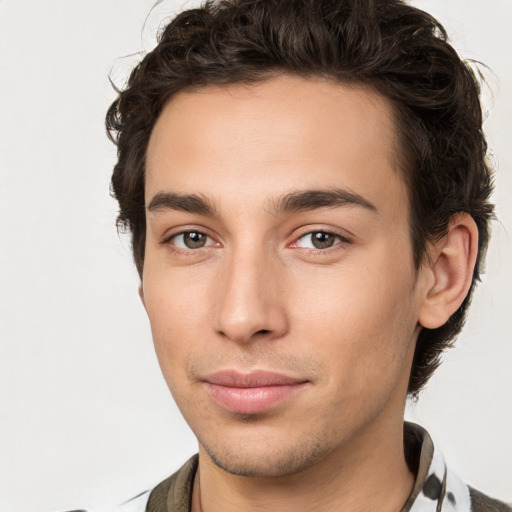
[203, 370, 308, 388]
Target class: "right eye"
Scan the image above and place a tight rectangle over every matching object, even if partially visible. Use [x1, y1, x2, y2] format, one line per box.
[167, 231, 217, 249]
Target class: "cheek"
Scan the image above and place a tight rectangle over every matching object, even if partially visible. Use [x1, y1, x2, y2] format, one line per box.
[142, 267, 210, 381]
[290, 252, 417, 392]
[144, 256, 211, 325]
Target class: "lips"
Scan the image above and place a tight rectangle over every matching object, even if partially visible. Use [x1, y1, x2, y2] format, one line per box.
[202, 370, 308, 414]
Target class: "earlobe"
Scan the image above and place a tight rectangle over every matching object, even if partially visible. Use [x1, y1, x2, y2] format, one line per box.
[418, 213, 479, 330]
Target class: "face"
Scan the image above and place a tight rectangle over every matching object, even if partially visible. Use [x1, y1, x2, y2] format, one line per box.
[142, 75, 427, 477]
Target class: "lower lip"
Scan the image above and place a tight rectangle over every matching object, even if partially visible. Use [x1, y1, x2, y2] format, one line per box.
[204, 383, 307, 414]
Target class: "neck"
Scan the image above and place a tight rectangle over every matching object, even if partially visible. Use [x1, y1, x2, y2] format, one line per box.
[192, 413, 415, 512]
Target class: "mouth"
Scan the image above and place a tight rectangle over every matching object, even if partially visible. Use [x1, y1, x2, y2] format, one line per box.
[202, 370, 309, 414]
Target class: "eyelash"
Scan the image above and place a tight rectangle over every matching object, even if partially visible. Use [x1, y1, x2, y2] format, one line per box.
[290, 229, 351, 252]
[161, 228, 351, 255]
[161, 230, 218, 254]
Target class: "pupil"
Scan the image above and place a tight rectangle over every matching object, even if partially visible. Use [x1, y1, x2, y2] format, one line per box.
[312, 232, 334, 249]
[184, 232, 206, 248]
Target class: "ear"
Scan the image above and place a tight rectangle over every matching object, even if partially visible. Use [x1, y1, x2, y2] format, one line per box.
[418, 213, 479, 329]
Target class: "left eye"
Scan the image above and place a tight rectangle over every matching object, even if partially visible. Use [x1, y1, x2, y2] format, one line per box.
[294, 231, 344, 250]
[169, 231, 216, 249]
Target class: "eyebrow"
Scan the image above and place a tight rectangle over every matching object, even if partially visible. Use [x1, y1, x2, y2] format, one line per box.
[147, 192, 218, 216]
[147, 188, 377, 218]
[266, 188, 378, 216]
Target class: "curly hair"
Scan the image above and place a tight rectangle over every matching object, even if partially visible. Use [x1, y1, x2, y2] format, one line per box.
[106, 0, 494, 396]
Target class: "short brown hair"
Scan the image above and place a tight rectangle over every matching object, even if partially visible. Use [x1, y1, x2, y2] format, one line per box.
[106, 0, 494, 395]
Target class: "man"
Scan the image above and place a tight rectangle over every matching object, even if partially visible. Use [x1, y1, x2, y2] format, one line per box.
[106, 0, 509, 510]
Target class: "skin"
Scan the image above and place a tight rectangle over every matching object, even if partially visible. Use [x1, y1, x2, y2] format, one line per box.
[141, 75, 478, 512]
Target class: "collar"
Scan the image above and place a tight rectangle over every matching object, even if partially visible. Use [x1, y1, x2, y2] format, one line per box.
[117, 422, 472, 512]
[402, 422, 471, 512]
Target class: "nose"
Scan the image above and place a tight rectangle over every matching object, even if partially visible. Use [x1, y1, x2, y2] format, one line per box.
[213, 247, 289, 344]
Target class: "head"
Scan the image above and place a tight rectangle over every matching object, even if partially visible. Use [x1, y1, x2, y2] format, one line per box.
[106, 0, 493, 474]
[107, 0, 493, 397]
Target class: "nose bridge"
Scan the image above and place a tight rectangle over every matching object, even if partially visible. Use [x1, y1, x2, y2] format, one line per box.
[214, 239, 288, 343]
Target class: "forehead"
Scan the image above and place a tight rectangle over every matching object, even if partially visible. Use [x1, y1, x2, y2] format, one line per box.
[145, 75, 405, 213]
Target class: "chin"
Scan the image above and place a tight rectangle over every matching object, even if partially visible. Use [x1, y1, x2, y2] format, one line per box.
[199, 432, 334, 478]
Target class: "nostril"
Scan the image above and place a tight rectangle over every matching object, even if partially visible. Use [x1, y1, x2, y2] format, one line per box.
[256, 329, 271, 336]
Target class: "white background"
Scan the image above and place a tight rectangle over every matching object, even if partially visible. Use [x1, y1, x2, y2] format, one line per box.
[0, 1, 511, 510]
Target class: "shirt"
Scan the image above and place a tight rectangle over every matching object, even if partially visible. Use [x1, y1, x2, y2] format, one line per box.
[107, 422, 511, 512]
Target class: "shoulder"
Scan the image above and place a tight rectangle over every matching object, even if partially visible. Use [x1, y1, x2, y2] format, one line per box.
[145, 455, 198, 512]
[106, 455, 198, 512]
[469, 487, 512, 512]
[403, 423, 510, 512]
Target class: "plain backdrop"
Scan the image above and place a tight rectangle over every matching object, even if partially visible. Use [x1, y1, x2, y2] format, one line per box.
[0, 1, 511, 511]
